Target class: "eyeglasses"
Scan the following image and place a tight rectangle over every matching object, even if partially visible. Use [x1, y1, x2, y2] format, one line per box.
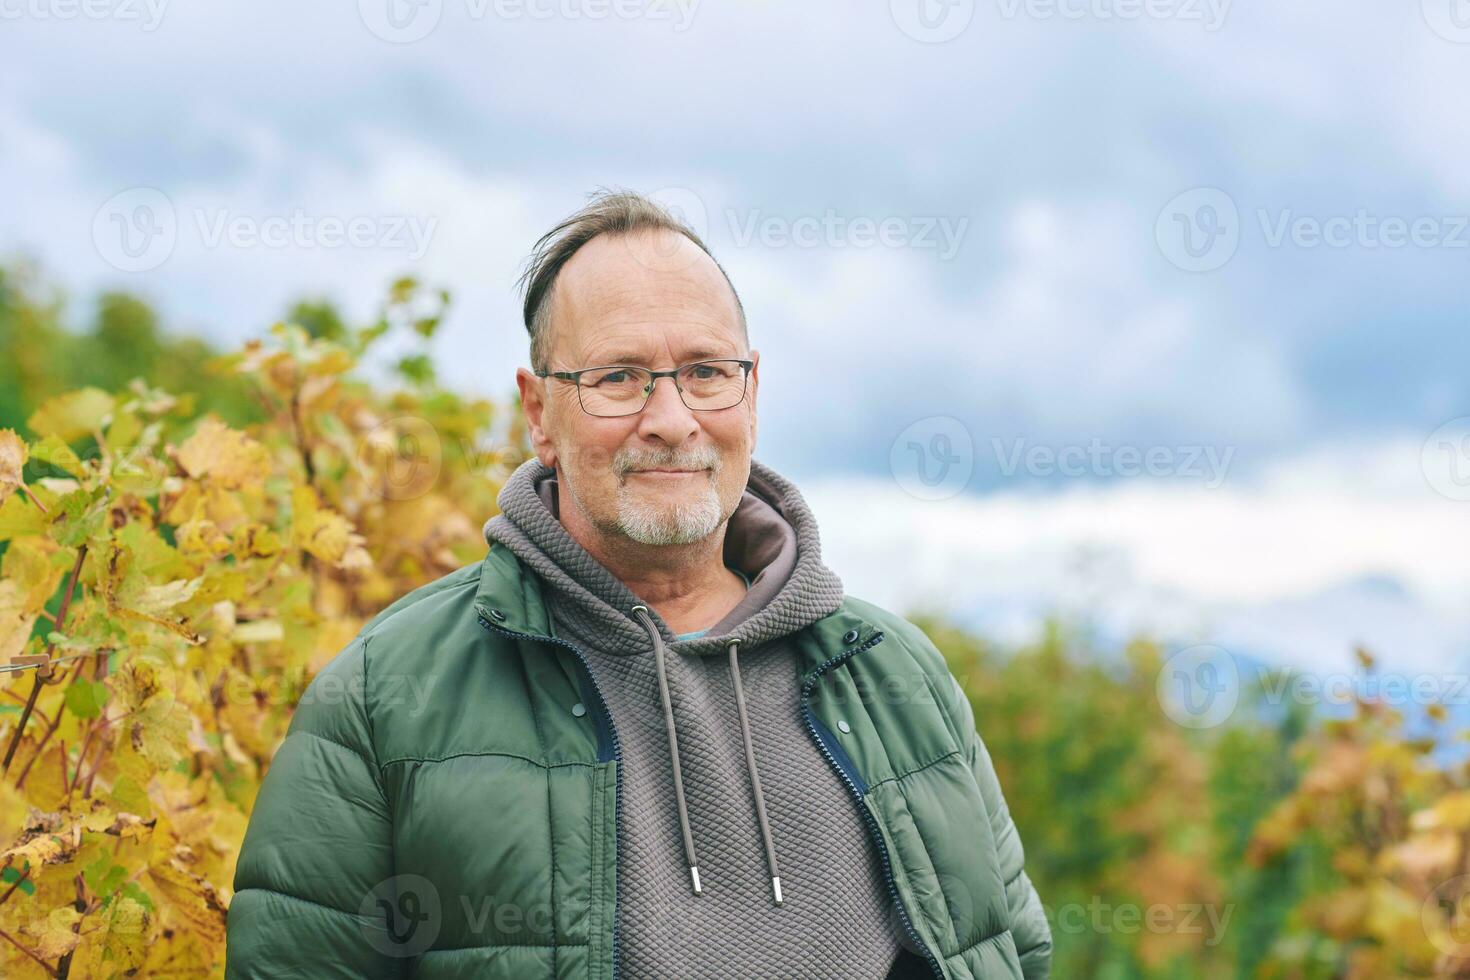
[535, 358, 754, 418]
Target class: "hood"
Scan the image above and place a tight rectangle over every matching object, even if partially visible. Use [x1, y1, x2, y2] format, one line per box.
[481, 456, 846, 654]
[481, 455, 847, 905]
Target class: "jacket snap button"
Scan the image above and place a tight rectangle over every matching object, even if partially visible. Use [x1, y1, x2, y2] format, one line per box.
[571, 702, 586, 717]
[489, 609, 507, 621]
[837, 719, 851, 734]
[842, 629, 859, 644]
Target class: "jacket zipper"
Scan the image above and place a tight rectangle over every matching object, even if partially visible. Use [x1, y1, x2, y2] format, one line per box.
[477, 613, 624, 980]
[799, 630, 945, 980]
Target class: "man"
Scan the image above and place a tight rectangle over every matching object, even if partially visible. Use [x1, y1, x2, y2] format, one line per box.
[226, 190, 1051, 979]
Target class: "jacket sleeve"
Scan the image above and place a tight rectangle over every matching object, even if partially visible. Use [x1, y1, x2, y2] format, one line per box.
[945, 668, 1053, 978]
[226, 635, 405, 979]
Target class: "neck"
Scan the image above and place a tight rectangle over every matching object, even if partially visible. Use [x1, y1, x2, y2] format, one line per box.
[555, 480, 746, 635]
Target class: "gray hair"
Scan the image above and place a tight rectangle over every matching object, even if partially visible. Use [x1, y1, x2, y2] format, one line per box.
[516, 187, 748, 373]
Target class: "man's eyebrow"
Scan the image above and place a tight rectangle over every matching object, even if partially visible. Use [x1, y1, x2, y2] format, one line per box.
[588, 347, 737, 365]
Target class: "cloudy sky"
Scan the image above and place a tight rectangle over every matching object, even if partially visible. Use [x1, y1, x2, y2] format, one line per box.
[2, 0, 1468, 681]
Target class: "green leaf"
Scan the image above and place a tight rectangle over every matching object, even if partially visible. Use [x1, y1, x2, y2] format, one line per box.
[109, 775, 151, 817]
[85, 853, 128, 897]
[52, 485, 107, 548]
[27, 388, 116, 443]
[65, 680, 111, 720]
[29, 435, 88, 479]
[1, 865, 36, 896]
[119, 881, 154, 912]
[396, 354, 435, 385]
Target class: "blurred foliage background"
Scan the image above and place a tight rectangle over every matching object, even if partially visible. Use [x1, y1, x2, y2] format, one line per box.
[0, 264, 1467, 977]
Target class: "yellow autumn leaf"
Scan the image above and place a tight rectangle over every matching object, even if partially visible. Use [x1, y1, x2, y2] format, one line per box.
[132, 575, 203, 615]
[131, 693, 193, 770]
[4, 828, 70, 866]
[0, 578, 40, 661]
[32, 906, 82, 959]
[1385, 829, 1459, 878]
[26, 387, 115, 443]
[3, 535, 64, 606]
[1411, 789, 1470, 831]
[109, 775, 152, 819]
[0, 490, 47, 540]
[77, 895, 149, 975]
[231, 619, 284, 644]
[0, 537, 64, 659]
[0, 781, 27, 836]
[81, 804, 118, 834]
[175, 417, 270, 490]
[148, 856, 228, 947]
[0, 428, 26, 504]
[297, 506, 351, 563]
[176, 517, 233, 561]
[231, 522, 281, 558]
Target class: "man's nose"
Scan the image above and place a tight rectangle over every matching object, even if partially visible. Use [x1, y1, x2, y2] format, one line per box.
[636, 375, 699, 441]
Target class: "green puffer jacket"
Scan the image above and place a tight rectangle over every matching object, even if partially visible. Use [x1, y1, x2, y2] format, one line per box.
[226, 543, 1052, 979]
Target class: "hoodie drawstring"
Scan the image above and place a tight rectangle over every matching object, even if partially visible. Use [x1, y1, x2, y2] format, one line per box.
[630, 604, 784, 907]
[727, 635, 784, 906]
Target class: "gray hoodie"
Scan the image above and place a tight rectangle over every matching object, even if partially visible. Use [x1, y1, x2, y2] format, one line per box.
[484, 457, 903, 979]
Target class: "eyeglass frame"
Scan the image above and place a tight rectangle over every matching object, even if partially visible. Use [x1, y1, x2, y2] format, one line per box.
[533, 357, 755, 417]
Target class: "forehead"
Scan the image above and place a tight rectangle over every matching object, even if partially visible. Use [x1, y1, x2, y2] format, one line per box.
[549, 229, 744, 365]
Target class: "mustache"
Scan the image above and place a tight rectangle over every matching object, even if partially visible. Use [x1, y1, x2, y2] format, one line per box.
[614, 447, 722, 474]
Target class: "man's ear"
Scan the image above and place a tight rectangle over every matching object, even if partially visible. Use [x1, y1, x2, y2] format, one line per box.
[516, 367, 557, 469]
[747, 349, 759, 450]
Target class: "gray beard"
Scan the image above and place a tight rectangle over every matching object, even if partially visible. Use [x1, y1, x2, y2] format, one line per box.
[614, 480, 725, 545]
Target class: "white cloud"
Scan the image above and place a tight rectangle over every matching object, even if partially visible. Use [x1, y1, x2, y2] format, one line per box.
[802, 436, 1470, 674]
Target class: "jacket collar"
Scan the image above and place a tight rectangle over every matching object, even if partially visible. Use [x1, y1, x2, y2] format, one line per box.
[473, 543, 882, 676]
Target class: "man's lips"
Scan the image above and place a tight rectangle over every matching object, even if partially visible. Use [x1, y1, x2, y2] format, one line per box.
[628, 468, 707, 477]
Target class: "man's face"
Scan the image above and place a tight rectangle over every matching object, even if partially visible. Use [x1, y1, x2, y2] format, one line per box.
[518, 228, 759, 547]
